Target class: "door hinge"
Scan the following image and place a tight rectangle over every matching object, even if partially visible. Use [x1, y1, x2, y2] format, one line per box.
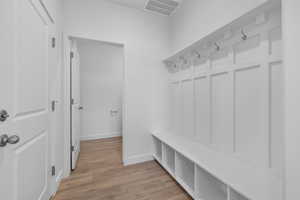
[70, 51, 74, 59]
[51, 37, 56, 48]
[51, 166, 56, 176]
[71, 145, 75, 152]
[71, 98, 74, 105]
[51, 100, 56, 112]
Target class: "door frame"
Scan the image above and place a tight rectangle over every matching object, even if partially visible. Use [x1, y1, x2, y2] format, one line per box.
[62, 35, 72, 177]
[69, 38, 81, 171]
[62, 34, 126, 177]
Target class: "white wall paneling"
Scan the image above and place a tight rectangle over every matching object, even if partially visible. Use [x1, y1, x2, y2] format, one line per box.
[170, 81, 181, 135]
[154, 2, 283, 200]
[282, 0, 300, 199]
[211, 72, 234, 153]
[194, 76, 210, 145]
[269, 61, 283, 176]
[234, 66, 266, 165]
[182, 79, 194, 138]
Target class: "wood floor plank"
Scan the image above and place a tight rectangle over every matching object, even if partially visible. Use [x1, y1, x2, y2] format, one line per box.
[53, 137, 192, 200]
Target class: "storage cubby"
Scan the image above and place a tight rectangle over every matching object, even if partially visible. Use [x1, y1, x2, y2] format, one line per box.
[175, 152, 195, 193]
[230, 188, 249, 200]
[162, 143, 175, 174]
[153, 137, 162, 161]
[195, 166, 227, 200]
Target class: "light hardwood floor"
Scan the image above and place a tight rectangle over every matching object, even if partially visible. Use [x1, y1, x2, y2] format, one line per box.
[53, 137, 192, 200]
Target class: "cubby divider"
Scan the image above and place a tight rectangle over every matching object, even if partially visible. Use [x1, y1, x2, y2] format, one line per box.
[162, 143, 175, 175]
[153, 136, 162, 161]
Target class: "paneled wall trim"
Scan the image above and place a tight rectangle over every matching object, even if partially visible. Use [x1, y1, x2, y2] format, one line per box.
[153, 1, 283, 200]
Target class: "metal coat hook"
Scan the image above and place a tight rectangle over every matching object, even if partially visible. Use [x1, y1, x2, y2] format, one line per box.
[214, 42, 220, 51]
[193, 50, 201, 59]
[180, 56, 188, 64]
[241, 29, 248, 40]
[173, 63, 178, 69]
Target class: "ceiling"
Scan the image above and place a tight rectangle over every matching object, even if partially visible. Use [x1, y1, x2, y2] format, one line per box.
[105, 0, 182, 16]
[106, 0, 148, 10]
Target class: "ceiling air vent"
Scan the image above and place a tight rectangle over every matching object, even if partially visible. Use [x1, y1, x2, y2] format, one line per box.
[145, 0, 181, 16]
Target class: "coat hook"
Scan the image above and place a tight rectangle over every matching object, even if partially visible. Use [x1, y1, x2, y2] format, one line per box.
[241, 29, 248, 40]
[214, 42, 220, 51]
[173, 63, 177, 69]
[180, 56, 188, 64]
[193, 50, 201, 59]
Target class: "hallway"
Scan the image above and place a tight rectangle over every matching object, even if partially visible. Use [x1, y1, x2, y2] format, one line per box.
[53, 137, 192, 200]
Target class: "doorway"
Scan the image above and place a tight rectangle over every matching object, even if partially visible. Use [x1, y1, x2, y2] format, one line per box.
[68, 37, 125, 171]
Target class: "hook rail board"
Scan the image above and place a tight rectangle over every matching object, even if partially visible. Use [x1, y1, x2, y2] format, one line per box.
[163, 0, 281, 68]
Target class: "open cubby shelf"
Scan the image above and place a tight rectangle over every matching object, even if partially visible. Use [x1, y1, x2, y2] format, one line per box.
[196, 166, 227, 200]
[163, 143, 175, 175]
[153, 136, 162, 161]
[176, 152, 195, 192]
[152, 131, 281, 200]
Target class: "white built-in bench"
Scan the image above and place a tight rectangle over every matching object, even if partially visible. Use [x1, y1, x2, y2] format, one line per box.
[152, 131, 282, 200]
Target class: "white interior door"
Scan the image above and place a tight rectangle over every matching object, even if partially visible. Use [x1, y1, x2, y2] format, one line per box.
[70, 41, 81, 170]
[0, 0, 52, 199]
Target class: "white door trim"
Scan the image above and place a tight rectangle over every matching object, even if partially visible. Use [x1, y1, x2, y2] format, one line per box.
[62, 34, 126, 177]
[62, 34, 72, 177]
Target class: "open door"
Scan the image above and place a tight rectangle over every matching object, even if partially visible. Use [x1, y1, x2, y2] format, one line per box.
[70, 41, 81, 170]
[0, 0, 52, 199]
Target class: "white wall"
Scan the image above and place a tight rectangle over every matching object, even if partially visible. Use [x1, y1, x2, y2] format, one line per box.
[170, 0, 268, 53]
[282, 0, 300, 199]
[62, 0, 300, 199]
[76, 39, 124, 140]
[63, 0, 170, 164]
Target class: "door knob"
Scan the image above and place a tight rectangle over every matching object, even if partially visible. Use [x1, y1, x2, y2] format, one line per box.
[0, 134, 20, 147]
[78, 106, 83, 110]
[0, 110, 9, 122]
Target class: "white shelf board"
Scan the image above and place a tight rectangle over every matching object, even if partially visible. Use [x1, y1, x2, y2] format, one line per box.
[151, 131, 282, 200]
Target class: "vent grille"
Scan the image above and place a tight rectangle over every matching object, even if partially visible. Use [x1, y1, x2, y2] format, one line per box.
[145, 0, 181, 16]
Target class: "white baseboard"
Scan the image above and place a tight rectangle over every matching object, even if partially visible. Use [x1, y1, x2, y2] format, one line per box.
[123, 154, 154, 166]
[80, 131, 121, 141]
[52, 170, 63, 196]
